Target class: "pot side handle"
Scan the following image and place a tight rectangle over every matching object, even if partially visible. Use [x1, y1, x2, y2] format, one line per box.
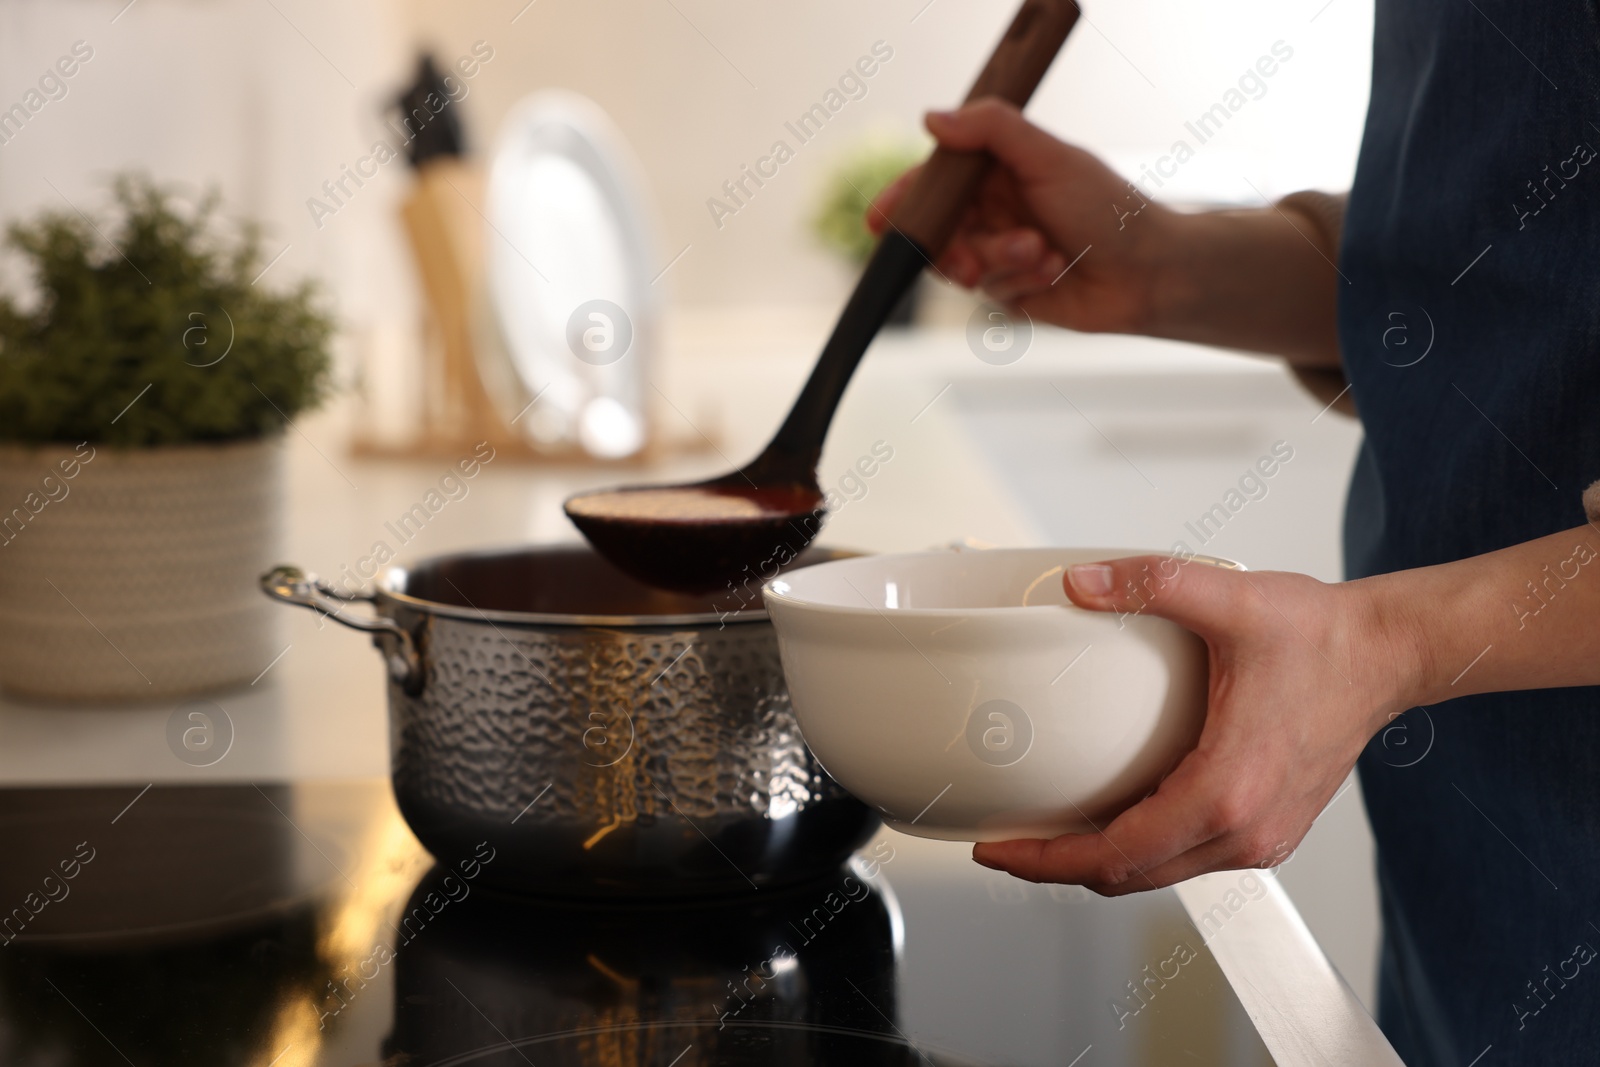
[259, 565, 424, 694]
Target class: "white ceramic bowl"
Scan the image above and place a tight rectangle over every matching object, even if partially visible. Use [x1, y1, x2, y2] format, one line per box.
[764, 548, 1224, 843]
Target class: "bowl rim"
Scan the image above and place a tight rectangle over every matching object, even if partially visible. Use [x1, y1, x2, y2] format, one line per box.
[761, 546, 1243, 619]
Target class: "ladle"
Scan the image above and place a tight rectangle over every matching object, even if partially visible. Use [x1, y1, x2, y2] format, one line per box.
[566, 0, 1081, 593]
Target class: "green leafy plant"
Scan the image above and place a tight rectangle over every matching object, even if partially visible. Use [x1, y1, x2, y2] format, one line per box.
[0, 174, 333, 445]
[812, 141, 925, 265]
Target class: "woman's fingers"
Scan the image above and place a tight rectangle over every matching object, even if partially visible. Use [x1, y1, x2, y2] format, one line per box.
[912, 227, 1052, 299]
[973, 228, 1046, 268]
[983, 253, 1066, 302]
[967, 229, 1056, 299]
[863, 98, 1165, 334]
[1092, 834, 1280, 899]
[973, 743, 1305, 895]
[941, 244, 983, 288]
[973, 753, 1226, 890]
[940, 231, 1054, 291]
[983, 272, 1054, 303]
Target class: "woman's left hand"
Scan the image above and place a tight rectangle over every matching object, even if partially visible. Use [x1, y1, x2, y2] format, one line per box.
[973, 554, 1418, 894]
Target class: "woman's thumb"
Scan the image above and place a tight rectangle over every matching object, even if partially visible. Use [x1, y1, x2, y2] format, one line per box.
[1063, 555, 1242, 637]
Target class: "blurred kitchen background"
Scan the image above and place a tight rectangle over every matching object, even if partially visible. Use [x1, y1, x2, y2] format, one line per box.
[0, 0, 1379, 1011]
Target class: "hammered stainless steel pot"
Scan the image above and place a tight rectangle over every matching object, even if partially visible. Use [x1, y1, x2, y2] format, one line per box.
[260, 545, 877, 898]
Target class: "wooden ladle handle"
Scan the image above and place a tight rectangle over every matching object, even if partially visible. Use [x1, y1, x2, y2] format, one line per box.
[888, 0, 1080, 255]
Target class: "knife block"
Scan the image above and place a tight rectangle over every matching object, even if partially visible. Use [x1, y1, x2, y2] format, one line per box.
[351, 158, 523, 459]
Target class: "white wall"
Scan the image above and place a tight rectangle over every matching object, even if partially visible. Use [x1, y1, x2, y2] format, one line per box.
[0, 0, 1375, 331]
[0, 0, 416, 323]
[398, 0, 1375, 309]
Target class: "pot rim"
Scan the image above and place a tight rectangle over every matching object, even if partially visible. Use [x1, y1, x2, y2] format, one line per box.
[373, 544, 858, 629]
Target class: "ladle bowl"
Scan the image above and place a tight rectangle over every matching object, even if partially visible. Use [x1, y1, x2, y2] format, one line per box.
[565, 478, 826, 594]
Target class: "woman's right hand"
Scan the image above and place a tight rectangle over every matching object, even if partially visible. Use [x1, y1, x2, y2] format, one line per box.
[869, 99, 1182, 335]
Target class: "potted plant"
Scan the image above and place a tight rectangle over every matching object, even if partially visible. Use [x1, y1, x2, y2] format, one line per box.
[812, 140, 926, 325]
[0, 175, 332, 702]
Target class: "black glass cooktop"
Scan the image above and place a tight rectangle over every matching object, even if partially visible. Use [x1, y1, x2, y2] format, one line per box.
[0, 782, 1274, 1066]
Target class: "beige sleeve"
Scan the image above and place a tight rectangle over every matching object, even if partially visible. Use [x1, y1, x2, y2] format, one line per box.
[1586, 481, 1600, 524]
[1275, 190, 1355, 419]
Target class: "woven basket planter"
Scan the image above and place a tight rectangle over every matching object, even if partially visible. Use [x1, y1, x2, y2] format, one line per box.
[0, 438, 284, 703]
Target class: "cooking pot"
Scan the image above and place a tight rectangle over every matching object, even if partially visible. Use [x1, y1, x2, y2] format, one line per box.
[259, 545, 878, 898]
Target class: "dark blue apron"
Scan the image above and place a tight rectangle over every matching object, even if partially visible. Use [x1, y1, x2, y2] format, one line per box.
[1342, 1, 1600, 1062]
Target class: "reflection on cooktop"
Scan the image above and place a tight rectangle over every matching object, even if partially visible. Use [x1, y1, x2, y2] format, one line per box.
[0, 782, 1274, 1066]
[384, 861, 932, 1066]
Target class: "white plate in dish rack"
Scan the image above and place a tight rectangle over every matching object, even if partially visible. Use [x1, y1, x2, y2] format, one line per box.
[485, 90, 657, 458]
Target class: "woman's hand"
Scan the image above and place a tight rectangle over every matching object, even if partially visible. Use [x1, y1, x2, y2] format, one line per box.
[972, 555, 1418, 894]
[869, 99, 1346, 366]
[868, 100, 1184, 335]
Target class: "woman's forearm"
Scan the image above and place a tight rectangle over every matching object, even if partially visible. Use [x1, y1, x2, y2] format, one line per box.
[1361, 522, 1600, 707]
[1136, 205, 1344, 369]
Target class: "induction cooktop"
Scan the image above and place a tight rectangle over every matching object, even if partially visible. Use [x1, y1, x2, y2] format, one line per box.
[0, 781, 1275, 1066]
